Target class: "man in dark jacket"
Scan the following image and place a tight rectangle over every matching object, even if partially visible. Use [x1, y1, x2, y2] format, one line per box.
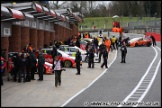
[93, 38, 99, 54]
[29, 50, 37, 80]
[115, 38, 119, 50]
[51, 45, 57, 73]
[99, 42, 106, 63]
[101, 48, 108, 68]
[85, 42, 90, 53]
[12, 53, 19, 82]
[25, 53, 31, 82]
[75, 38, 80, 48]
[75, 49, 81, 75]
[87, 45, 94, 68]
[37, 50, 45, 81]
[120, 42, 127, 63]
[18, 53, 27, 83]
[150, 35, 156, 46]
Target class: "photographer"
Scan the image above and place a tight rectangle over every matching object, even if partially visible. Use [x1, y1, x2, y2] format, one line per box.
[53, 56, 65, 87]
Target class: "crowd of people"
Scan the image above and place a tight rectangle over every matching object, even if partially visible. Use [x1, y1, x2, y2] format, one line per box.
[1, 44, 46, 85]
[1, 32, 157, 87]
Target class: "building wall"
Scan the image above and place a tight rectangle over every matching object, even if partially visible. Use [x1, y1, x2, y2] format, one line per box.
[54, 24, 59, 41]
[9, 25, 21, 52]
[37, 30, 44, 49]
[44, 31, 50, 47]
[21, 27, 30, 50]
[30, 28, 37, 50]
[50, 31, 55, 44]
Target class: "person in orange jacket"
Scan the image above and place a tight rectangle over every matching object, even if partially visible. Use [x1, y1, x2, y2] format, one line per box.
[85, 34, 89, 38]
[104, 37, 111, 52]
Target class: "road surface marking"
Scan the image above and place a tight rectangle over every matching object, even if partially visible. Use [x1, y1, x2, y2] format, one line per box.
[61, 50, 118, 107]
[118, 46, 161, 107]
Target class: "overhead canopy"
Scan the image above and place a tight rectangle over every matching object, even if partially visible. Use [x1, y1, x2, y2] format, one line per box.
[10, 2, 48, 19]
[1, 6, 25, 22]
[73, 12, 84, 19]
[24, 13, 34, 19]
[73, 12, 82, 22]
[48, 12, 66, 22]
[36, 6, 52, 20]
[55, 8, 80, 22]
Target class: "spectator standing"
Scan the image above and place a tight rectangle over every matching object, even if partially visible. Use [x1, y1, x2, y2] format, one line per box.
[23, 45, 30, 53]
[29, 50, 37, 80]
[115, 38, 119, 50]
[51, 45, 57, 73]
[1, 56, 6, 85]
[18, 53, 27, 83]
[54, 56, 63, 87]
[124, 37, 130, 46]
[150, 35, 156, 46]
[111, 36, 117, 50]
[37, 50, 45, 81]
[87, 45, 94, 68]
[12, 53, 19, 82]
[101, 48, 108, 68]
[120, 42, 127, 63]
[98, 42, 106, 63]
[75, 38, 80, 48]
[28, 43, 33, 52]
[1, 49, 6, 74]
[75, 49, 82, 75]
[93, 37, 99, 54]
[25, 53, 31, 82]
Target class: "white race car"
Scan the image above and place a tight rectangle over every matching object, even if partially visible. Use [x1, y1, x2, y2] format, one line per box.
[59, 45, 99, 63]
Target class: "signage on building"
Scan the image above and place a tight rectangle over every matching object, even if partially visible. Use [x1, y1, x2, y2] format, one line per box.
[46, 24, 49, 30]
[13, 21, 21, 25]
[40, 23, 43, 29]
[24, 20, 29, 27]
[4, 28, 11, 36]
[32, 22, 36, 28]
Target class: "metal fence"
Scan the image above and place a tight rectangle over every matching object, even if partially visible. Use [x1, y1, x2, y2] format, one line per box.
[125, 19, 161, 34]
[79, 19, 161, 34]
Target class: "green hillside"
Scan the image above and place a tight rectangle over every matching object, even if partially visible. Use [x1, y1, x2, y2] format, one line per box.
[78, 17, 160, 30]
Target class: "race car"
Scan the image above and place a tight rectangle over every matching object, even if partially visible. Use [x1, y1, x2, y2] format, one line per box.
[59, 45, 99, 63]
[80, 40, 88, 50]
[127, 37, 152, 47]
[41, 48, 82, 68]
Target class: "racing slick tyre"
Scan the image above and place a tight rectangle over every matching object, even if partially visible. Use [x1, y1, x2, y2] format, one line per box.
[147, 42, 151, 47]
[135, 43, 138, 47]
[64, 60, 72, 68]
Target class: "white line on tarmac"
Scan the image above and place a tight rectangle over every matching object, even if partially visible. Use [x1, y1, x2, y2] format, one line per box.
[61, 50, 118, 107]
[117, 46, 161, 107]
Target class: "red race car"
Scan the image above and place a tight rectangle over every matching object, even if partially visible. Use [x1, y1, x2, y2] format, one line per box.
[41, 48, 82, 68]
